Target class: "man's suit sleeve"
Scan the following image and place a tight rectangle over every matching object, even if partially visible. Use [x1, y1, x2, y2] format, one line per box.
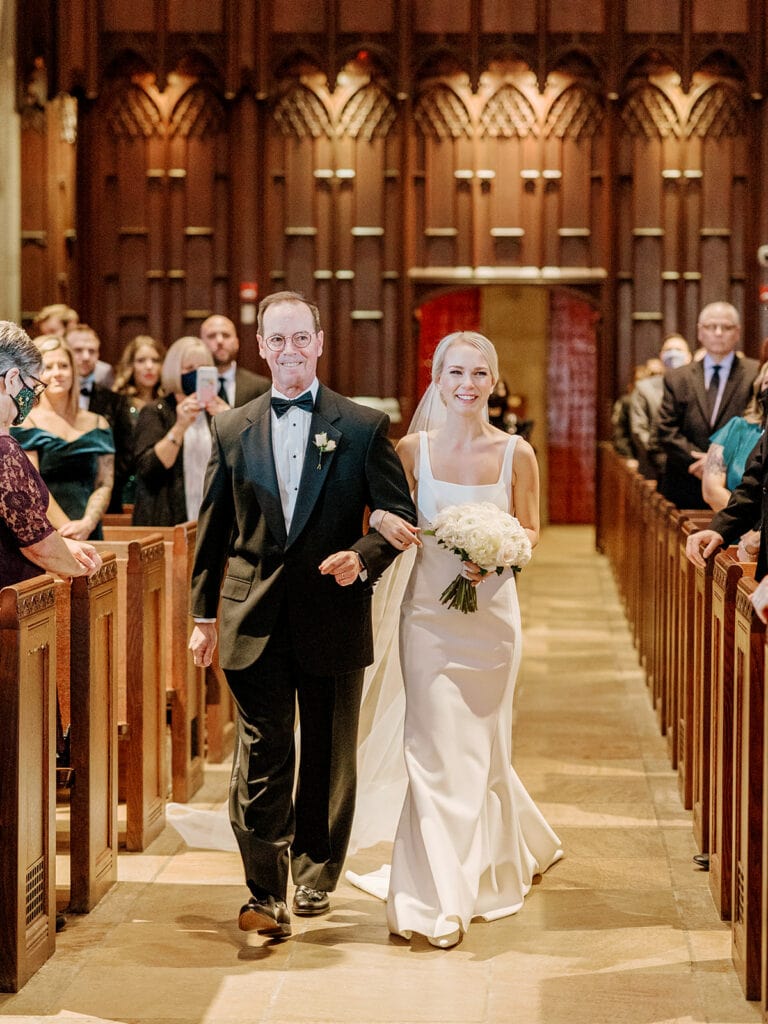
[655, 373, 696, 471]
[351, 415, 416, 585]
[190, 418, 235, 619]
[709, 432, 765, 544]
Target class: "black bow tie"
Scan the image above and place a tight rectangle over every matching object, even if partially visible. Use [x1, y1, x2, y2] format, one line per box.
[271, 392, 314, 418]
[80, 385, 92, 397]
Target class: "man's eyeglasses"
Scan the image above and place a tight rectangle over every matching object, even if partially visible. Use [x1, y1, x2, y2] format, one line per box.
[0, 370, 48, 400]
[263, 332, 315, 352]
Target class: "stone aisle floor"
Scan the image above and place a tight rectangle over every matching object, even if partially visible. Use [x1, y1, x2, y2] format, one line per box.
[0, 525, 760, 1024]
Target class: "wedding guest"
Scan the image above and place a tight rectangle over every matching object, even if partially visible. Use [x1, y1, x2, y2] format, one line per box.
[630, 334, 692, 479]
[112, 335, 165, 505]
[0, 320, 102, 587]
[199, 314, 269, 407]
[655, 302, 759, 509]
[132, 336, 223, 526]
[12, 336, 114, 540]
[33, 303, 78, 338]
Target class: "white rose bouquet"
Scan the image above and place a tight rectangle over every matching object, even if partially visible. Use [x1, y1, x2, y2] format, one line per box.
[425, 501, 532, 613]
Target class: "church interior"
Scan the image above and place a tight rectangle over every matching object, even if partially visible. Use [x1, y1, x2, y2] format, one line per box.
[2, 2, 768, 1021]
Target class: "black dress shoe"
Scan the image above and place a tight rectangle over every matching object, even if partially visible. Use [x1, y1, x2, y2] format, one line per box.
[292, 885, 330, 916]
[238, 895, 291, 937]
[693, 853, 710, 871]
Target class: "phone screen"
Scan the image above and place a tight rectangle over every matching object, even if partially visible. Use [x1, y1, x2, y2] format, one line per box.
[196, 366, 218, 404]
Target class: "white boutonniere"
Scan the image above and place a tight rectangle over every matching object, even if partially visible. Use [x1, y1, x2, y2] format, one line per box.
[314, 432, 337, 469]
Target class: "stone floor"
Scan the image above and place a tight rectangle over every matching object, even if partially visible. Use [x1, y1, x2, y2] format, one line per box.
[0, 526, 760, 1024]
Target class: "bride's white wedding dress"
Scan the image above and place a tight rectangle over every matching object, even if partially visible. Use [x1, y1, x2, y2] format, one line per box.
[347, 431, 562, 943]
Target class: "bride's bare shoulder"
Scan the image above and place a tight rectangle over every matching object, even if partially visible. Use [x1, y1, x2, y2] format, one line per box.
[396, 432, 421, 456]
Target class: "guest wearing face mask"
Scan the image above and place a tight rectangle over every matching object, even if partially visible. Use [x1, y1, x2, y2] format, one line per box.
[0, 319, 103, 585]
[132, 336, 226, 526]
[629, 334, 692, 480]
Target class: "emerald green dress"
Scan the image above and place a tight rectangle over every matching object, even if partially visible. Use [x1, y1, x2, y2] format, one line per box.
[11, 426, 115, 540]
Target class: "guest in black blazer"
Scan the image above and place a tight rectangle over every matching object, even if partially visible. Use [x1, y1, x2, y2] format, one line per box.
[200, 314, 270, 407]
[654, 302, 759, 509]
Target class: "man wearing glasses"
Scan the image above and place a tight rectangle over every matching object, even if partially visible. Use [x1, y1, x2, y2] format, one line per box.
[654, 302, 759, 509]
[189, 290, 416, 939]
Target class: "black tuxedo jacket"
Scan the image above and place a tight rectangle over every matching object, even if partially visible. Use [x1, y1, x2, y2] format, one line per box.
[233, 366, 270, 406]
[655, 356, 759, 508]
[709, 432, 767, 580]
[190, 385, 416, 675]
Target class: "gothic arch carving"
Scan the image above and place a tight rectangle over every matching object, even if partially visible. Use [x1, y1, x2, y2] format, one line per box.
[168, 83, 226, 139]
[337, 82, 396, 140]
[686, 82, 747, 138]
[414, 83, 472, 140]
[103, 81, 162, 138]
[479, 83, 537, 138]
[620, 84, 681, 139]
[544, 84, 604, 140]
[272, 82, 333, 139]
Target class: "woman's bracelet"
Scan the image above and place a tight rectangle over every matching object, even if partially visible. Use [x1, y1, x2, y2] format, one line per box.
[165, 431, 181, 447]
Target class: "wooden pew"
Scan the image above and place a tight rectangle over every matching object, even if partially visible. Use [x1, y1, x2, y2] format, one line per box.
[731, 574, 765, 1001]
[0, 576, 57, 993]
[65, 555, 120, 912]
[709, 551, 754, 920]
[93, 535, 166, 851]
[675, 512, 713, 809]
[691, 547, 714, 855]
[103, 523, 206, 802]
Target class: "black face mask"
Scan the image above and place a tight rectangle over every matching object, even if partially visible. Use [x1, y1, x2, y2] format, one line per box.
[11, 384, 37, 425]
[180, 369, 197, 396]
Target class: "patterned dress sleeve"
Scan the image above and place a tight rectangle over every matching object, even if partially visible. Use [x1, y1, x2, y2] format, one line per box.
[0, 437, 55, 546]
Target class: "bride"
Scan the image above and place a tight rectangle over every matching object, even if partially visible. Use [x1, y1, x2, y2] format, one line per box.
[347, 330, 562, 948]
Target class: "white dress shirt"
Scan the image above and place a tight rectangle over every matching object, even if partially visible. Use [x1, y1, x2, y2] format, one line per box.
[271, 380, 319, 532]
[703, 352, 734, 426]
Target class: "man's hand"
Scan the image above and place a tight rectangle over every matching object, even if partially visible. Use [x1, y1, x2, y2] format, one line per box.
[688, 450, 708, 479]
[189, 622, 218, 667]
[751, 577, 768, 624]
[319, 550, 363, 586]
[685, 528, 725, 568]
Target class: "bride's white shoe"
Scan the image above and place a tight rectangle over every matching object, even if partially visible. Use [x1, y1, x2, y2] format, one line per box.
[427, 929, 462, 949]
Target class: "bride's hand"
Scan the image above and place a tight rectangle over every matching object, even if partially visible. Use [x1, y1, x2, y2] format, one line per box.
[370, 509, 422, 549]
[461, 560, 487, 587]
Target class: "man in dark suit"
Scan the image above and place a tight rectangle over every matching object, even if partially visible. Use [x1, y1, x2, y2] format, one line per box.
[66, 323, 134, 512]
[200, 314, 270, 407]
[189, 291, 416, 939]
[654, 302, 759, 509]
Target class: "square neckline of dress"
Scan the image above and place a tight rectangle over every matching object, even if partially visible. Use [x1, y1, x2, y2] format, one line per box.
[422, 430, 509, 488]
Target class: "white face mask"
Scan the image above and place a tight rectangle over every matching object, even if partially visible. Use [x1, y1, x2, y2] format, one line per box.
[661, 349, 688, 369]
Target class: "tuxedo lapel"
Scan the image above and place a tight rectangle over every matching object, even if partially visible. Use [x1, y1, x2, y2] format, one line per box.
[286, 386, 342, 548]
[239, 399, 287, 547]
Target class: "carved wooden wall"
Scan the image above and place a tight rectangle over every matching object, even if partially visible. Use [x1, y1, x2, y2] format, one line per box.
[15, 0, 768, 520]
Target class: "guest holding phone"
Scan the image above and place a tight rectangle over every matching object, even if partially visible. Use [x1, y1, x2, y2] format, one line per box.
[132, 336, 225, 526]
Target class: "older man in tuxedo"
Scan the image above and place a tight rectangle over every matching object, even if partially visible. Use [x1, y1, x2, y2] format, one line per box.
[654, 302, 758, 509]
[189, 291, 416, 939]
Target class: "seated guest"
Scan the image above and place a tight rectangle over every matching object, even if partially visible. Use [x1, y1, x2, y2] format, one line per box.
[630, 334, 692, 479]
[112, 335, 166, 505]
[702, 361, 768, 512]
[33, 303, 79, 338]
[612, 364, 650, 460]
[133, 336, 225, 525]
[65, 323, 132, 511]
[0, 319, 102, 587]
[10, 335, 115, 541]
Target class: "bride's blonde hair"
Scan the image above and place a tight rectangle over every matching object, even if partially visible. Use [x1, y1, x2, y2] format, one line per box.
[431, 330, 499, 384]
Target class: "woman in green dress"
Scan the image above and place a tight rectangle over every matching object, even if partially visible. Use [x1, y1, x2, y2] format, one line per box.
[12, 335, 114, 540]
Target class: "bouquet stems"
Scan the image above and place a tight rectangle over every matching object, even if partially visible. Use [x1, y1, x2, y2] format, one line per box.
[439, 573, 478, 614]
